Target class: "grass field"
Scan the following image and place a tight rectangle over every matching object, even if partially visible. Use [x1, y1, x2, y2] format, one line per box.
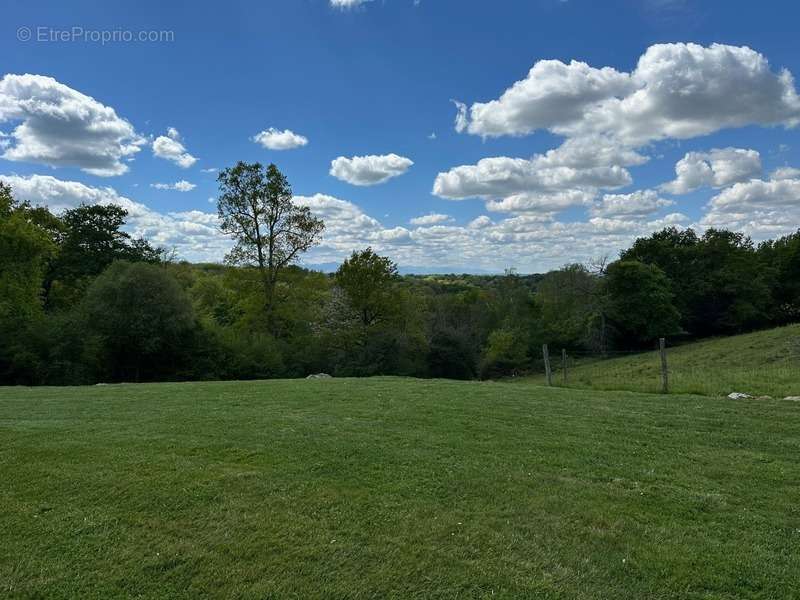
[533, 324, 800, 398]
[2, 378, 799, 599]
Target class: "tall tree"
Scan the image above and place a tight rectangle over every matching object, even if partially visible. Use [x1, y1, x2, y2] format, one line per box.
[0, 183, 58, 383]
[335, 247, 399, 327]
[758, 230, 800, 323]
[605, 260, 681, 345]
[82, 261, 196, 382]
[217, 162, 324, 318]
[0, 183, 57, 321]
[45, 203, 162, 308]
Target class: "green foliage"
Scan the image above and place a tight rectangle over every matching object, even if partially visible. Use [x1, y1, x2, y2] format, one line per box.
[81, 261, 197, 381]
[0, 185, 56, 322]
[605, 260, 681, 344]
[3, 175, 800, 386]
[758, 230, 800, 322]
[622, 227, 772, 336]
[216, 162, 324, 315]
[335, 247, 399, 326]
[536, 264, 603, 349]
[427, 327, 478, 380]
[45, 203, 162, 309]
[479, 328, 529, 379]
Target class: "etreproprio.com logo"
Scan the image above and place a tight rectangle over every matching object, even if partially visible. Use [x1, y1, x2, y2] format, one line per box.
[17, 26, 175, 44]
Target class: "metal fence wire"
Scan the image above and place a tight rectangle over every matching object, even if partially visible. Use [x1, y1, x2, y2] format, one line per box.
[539, 338, 800, 399]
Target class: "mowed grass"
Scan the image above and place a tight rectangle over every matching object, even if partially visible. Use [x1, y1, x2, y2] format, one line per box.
[534, 324, 800, 398]
[1, 378, 799, 599]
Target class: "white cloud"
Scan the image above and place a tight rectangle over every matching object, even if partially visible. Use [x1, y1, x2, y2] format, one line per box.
[486, 190, 595, 214]
[252, 128, 309, 151]
[151, 180, 196, 192]
[11, 173, 782, 273]
[0, 73, 144, 176]
[439, 43, 800, 219]
[330, 153, 413, 186]
[292, 191, 696, 272]
[433, 155, 631, 203]
[0, 174, 228, 261]
[456, 43, 800, 145]
[330, 0, 372, 7]
[771, 166, 800, 180]
[701, 173, 800, 239]
[432, 135, 647, 214]
[590, 189, 673, 217]
[662, 148, 762, 194]
[467, 215, 493, 229]
[409, 213, 452, 226]
[152, 128, 197, 168]
[201, 167, 218, 173]
[452, 100, 468, 133]
[463, 59, 634, 138]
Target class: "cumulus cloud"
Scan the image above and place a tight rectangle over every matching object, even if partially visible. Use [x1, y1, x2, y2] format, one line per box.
[457, 43, 800, 145]
[467, 215, 493, 229]
[0, 73, 144, 176]
[151, 180, 196, 192]
[409, 213, 452, 226]
[252, 128, 309, 151]
[701, 173, 800, 239]
[9, 170, 780, 272]
[0, 174, 228, 260]
[291, 191, 697, 272]
[432, 134, 648, 214]
[293, 193, 407, 257]
[590, 189, 673, 217]
[152, 127, 197, 168]
[439, 43, 800, 219]
[662, 148, 762, 194]
[463, 60, 634, 138]
[330, 153, 413, 186]
[486, 190, 595, 214]
[771, 166, 800, 180]
[433, 155, 630, 204]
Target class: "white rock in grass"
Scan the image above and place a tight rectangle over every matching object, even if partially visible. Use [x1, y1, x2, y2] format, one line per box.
[306, 373, 332, 380]
[784, 396, 800, 401]
[727, 392, 752, 400]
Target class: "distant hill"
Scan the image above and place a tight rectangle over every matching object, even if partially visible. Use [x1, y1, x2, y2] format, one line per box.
[302, 262, 500, 275]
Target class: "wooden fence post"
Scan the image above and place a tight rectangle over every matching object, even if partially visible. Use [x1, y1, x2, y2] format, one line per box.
[543, 344, 552, 386]
[659, 338, 668, 394]
[562, 349, 567, 385]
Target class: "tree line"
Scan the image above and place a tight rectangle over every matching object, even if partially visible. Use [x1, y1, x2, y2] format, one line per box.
[1, 162, 798, 385]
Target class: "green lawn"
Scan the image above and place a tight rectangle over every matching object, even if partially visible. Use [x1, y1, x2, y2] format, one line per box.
[533, 324, 800, 398]
[1, 378, 799, 599]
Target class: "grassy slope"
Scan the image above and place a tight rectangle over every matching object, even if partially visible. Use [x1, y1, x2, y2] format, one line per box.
[534, 324, 800, 397]
[1, 378, 799, 599]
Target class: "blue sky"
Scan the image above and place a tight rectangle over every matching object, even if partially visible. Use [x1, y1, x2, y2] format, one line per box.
[2, 0, 800, 272]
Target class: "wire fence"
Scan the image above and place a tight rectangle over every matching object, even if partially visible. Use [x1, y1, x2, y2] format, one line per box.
[537, 338, 800, 399]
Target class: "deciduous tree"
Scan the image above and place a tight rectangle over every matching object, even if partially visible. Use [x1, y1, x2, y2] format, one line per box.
[217, 162, 324, 319]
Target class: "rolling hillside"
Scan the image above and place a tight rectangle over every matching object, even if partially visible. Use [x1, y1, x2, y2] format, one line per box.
[536, 324, 800, 398]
